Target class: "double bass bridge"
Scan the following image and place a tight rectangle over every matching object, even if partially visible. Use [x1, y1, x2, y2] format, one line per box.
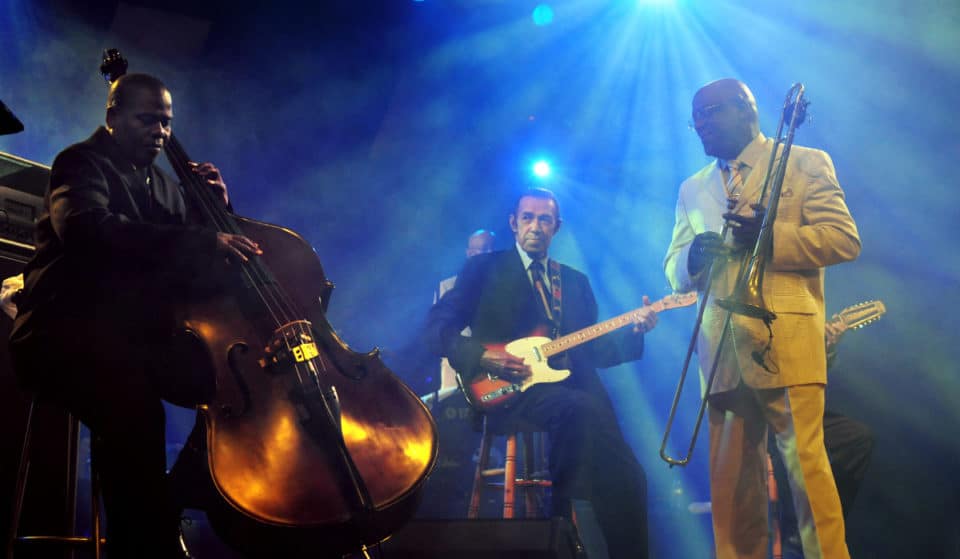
[259, 320, 324, 374]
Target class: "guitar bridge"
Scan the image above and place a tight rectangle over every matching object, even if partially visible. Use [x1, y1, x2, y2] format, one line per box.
[480, 384, 521, 402]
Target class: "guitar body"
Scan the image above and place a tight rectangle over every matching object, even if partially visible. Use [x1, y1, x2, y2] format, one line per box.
[463, 336, 570, 411]
[460, 292, 699, 412]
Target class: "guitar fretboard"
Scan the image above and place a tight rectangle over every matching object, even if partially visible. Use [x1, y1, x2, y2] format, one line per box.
[540, 298, 678, 358]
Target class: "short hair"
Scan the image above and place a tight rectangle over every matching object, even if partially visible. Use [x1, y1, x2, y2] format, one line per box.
[512, 187, 561, 221]
[106, 73, 168, 111]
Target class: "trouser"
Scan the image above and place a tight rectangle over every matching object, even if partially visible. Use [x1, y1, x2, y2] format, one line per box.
[708, 383, 849, 559]
[489, 383, 648, 559]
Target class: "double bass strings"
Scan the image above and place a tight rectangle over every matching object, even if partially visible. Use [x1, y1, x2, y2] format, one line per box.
[163, 136, 325, 391]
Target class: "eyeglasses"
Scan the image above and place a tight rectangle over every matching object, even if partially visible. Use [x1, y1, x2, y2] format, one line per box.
[688, 101, 731, 130]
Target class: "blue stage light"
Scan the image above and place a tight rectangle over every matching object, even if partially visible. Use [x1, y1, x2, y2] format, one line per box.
[532, 160, 552, 179]
[532, 4, 554, 27]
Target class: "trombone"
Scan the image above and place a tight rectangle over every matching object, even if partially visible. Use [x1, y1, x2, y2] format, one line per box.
[659, 83, 809, 467]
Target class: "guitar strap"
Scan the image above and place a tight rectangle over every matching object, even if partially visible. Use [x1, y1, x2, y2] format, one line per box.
[547, 259, 562, 339]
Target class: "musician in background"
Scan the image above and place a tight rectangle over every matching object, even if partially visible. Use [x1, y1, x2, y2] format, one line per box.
[430, 229, 496, 405]
[423, 187, 658, 559]
[8, 73, 260, 558]
[664, 78, 861, 559]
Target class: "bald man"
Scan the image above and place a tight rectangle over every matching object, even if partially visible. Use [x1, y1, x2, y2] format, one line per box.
[664, 79, 860, 559]
[465, 229, 496, 258]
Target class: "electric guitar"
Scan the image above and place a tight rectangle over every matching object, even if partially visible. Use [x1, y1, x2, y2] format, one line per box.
[461, 292, 698, 411]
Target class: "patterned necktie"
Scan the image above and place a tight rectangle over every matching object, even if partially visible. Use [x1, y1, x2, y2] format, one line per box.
[529, 261, 553, 321]
[723, 159, 745, 209]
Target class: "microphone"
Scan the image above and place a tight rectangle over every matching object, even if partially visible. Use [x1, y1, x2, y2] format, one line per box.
[0, 100, 25, 136]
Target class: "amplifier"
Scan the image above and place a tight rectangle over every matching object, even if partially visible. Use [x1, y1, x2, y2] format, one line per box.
[416, 389, 490, 519]
[0, 150, 47, 252]
[0, 150, 48, 197]
[0, 186, 41, 250]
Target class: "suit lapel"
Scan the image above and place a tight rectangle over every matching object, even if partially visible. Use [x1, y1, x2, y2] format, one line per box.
[496, 250, 542, 336]
[732, 136, 775, 214]
[706, 165, 729, 208]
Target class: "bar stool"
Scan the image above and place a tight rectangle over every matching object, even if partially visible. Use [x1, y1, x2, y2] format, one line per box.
[467, 415, 552, 519]
[6, 398, 104, 559]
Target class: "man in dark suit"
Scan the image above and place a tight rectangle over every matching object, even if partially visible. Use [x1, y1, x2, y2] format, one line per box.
[423, 188, 658, 559]
[8, 73, 260, 558]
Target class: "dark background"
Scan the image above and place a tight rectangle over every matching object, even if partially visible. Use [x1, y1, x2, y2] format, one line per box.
[2, 1, 958, 556]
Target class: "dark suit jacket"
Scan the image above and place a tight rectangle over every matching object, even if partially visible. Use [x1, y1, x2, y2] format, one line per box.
[423, 248, 644, 401]
[11, 127, 219, 366]
[9, 128, 223, 403]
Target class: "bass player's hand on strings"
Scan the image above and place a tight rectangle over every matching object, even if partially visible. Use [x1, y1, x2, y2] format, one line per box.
[216, 232, 262, 263]
[189, 161, 229, 207]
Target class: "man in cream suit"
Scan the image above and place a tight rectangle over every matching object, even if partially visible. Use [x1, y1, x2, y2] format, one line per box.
[664, 79, 860, 559]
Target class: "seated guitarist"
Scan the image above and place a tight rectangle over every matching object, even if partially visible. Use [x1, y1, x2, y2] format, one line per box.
[422, 187, 658, 559]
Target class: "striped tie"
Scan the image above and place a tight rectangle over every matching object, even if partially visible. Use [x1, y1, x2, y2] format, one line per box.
[724, 159, 745, 209]
[530, 261, 553, 321]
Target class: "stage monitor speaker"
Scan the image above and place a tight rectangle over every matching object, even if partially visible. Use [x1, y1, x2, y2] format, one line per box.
[415, 389, 493, 519]
[0, 150, 48, 198]
[380, 518, 585, 559]
[0, 150, 46, 255]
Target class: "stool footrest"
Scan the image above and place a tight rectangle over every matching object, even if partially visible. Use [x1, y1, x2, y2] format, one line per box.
[10, 399, 105, 559]
[469, 419, 551, 519]
[18, 536, 93, 543]
[14, 535, 104, 549]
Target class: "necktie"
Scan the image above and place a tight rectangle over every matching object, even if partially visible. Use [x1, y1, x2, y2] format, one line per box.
[529, 261, 553, 321]
[723, 159, 745, 209]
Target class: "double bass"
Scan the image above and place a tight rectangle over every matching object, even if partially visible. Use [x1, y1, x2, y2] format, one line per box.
[100, 50, 437, 557]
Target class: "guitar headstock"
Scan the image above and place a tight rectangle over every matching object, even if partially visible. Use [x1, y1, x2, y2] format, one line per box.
[658, 291, 698, 310]
[833, 300, 886, 331]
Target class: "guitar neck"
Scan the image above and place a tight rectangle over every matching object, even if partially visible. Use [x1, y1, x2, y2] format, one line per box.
[540, 301, 667, 358]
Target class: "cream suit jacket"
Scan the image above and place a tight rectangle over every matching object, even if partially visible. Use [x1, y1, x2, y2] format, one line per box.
[665, 134, 861, 393]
